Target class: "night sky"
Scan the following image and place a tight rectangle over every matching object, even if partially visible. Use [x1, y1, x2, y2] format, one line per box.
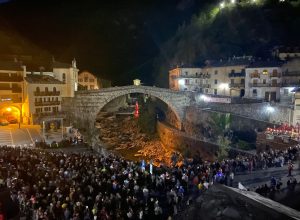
[0, 0, 205, 85]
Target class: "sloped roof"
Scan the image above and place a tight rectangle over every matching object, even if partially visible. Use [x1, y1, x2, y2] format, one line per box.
[25, 74, 64, 84]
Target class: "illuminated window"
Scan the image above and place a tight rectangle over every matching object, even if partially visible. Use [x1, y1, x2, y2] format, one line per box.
[262, 70, 268, 75]
[185, 79, 190, 85]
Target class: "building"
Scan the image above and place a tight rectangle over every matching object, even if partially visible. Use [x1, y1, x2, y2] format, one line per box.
[202, 56, 252, 96]
[272, 46, 300, 61]
[0, 58, 78, 128]
[0, 60, 24, 124]
[169, 67, 205, 92]
[245, 60, 283, 101]
[78, 71, 99, 90]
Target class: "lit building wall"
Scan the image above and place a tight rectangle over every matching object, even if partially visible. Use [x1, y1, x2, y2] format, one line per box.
[78, 71, 99, 90]
[169, 67, 203, 91]
[245, 66, 282, 101]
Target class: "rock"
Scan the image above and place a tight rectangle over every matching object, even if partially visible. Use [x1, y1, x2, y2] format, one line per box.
[222, 207, 241, 219]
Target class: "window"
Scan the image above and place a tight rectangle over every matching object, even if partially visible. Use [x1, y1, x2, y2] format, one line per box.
[53, 87, 56, 92]
[195, 79, 198, 84]
[272, 79, 277, 86]
[90, 85, 94, 89]
[231, 79, 234, 84]
[62, 73, 66, 82]
[36, 87, 40, 92]
[89, 79, 95, 82]
[84, 77, 88, 82]
[55, 97, 58, 101]
[241, 79, 245, 84]
[35, 108, 42, 113]
[47, 97, 50, 101]
[35, 98, 37, 102]
[185, 79, 190, 85]
[44, 107, 51, 112]
[214, 89, 217, 95]
[52, 107, 58, 112]
[214, 70, 218, 75]
[262, 69, 268, 75]
[253, 89, 257, 96]
[253, 79, 258, 85]
[45, 87, 48, 92]
[284, 89, 289, 95]
[195, 72, 198, 76]
[214, 79, 218, 84]
[231, 69, 235, 74]
[185, 71, 188, 76]
[263, 79, 266, 84]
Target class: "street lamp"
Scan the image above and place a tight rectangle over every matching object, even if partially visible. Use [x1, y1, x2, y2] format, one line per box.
[266, 105, 274, 122]
[220, 1, 225, 9]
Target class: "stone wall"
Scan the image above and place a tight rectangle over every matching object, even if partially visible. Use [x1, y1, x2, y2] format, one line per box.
[157, 121, 218, 161]
[195, 102, 292, 124]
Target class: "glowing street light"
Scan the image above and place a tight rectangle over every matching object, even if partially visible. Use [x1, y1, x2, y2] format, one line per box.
[6, 107, 11, 112]
[220, 1, 225, 9]
[178, 79, 185, 85]
[231, 0, 235, 3]
[266, 106, 275, 113]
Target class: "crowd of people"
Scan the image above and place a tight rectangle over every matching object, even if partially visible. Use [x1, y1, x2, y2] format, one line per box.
[0, 144, 299, 220]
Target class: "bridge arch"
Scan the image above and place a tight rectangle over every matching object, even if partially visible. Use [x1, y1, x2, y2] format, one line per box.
[70, 86, 191, 131]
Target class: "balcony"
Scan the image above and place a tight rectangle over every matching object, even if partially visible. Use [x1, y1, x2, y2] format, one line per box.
[281, 82, 300, 87]
[34, 91, 61, 96]
[282, 71, 300, 77]
[249, 83, 280, 87]
[0, 75, 23, 82]
[229, 83, 245, 88]
[201, 84, 211, 88]
[33, 111, 66, 118]
[250, 73, 260, 78]
[228, 72, 245, 77]
[270, 73, 281, 78]
[11, 86, 22, 93]
[34, 101, 61, 106]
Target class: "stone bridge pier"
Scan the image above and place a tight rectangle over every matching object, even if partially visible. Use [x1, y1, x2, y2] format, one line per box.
[66, 86, 191, 137]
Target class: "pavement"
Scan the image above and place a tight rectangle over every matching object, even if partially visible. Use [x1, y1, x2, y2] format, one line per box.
[0, 124, 67, 147]
[235, 162, 300, 190]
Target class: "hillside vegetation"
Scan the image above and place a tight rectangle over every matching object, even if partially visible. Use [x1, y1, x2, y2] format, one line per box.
[154, 0, 300, 87]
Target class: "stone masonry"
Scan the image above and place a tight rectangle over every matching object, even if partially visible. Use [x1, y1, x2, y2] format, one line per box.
[66, 86, 191, 131]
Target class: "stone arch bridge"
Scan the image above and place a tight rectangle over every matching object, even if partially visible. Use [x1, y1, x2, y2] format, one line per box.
[67, 86, 191, 131]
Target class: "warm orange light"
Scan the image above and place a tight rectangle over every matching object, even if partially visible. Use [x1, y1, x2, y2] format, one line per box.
[6, 107, 11, 112]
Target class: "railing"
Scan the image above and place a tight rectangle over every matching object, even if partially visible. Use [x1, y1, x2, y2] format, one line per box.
[201, 84, 211, 88]
[33, 111, 66, 117]
[228, 72, 245, 77]
[11, 86, 22, 93]
[34, 91, 60, 96]
[282, 71, 300, 77]
[229, 83, 244, 88]
[269, 73, 281, 78]
[250, 74, 260, 78]
[34, 101, 61, 106]
[249, 83, 280, 87]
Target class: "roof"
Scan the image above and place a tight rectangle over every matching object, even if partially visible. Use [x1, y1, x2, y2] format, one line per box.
[247, 60, 284, 68]
[205, 56, 253, 68]
[52, 61, 71, 69]
[0, 61, 23, 71]
[25, 74, 64, 84]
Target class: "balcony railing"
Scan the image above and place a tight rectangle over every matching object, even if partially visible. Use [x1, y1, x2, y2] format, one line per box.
[228, 72, 245, 77]
[229, 83, 245, 88]
[270, 73, 281, 78]
[249, 83, 280, 87]
[33, 111, 66, 118]
[201, 84, 211, 88]
[34, 101, 61, 106]
[34, 91, 61, 96]
[12, 86, 22, 93]
[0, 75, 23, 82]
[282, 71, 300, 77]
[250, 74, 260, 78]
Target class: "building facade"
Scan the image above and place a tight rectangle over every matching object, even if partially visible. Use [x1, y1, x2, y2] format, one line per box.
[245, 61, 283, 101]
[169, 67, 204, 91]
[0, 58, 78, 127]
[78, 71, 99, 90]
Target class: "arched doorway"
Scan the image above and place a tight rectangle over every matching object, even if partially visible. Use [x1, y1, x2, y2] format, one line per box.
[0, 106, 20, 124]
